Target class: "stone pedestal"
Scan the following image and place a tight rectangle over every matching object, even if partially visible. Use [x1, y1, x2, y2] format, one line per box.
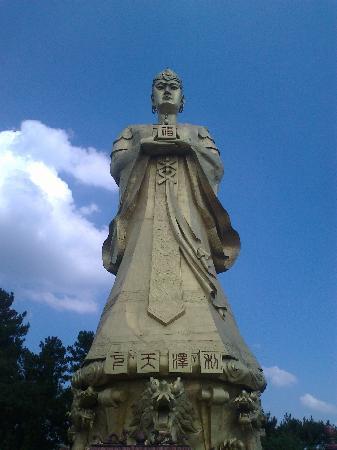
[69, 373, 264, 450]
[89, 447, 191, 450]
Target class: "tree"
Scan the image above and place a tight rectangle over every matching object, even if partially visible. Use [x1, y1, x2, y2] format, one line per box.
[262, 412, 334, 450]
[262, 432, 304, 450]
[0, 288, 97, 448]
[67, 330, 94, 374]
[0, 288, 30, 449]
[20, 336, 69, 449]
[19, 331, 95, 449]
[263, 412, 278, 435]
[0, 288, 29, 380]
[300, 416, 326, 446]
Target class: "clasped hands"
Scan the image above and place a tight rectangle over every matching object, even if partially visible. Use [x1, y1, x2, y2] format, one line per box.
[140, 136, 192, 156]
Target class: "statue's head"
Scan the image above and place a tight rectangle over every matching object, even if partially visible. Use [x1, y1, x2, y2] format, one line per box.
[151, 68, 184, 115]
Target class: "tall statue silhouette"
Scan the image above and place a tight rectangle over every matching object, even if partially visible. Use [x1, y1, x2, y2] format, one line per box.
[69, 69, 266, 450]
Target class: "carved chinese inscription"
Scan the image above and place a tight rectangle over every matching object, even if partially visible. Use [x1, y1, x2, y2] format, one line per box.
[137, 351, 160, 373]
[157, 157, 177, 185]
[104, 351, 128, 374]
[156, 124, 177, 140]
[200, 351, 223, 374]
[169, 350, 192, 373]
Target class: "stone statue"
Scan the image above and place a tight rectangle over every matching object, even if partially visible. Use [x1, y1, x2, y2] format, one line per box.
[69, 69, 266, 450]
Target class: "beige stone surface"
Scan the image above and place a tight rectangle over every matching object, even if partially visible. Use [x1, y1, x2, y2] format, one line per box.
[69, 69, 266, 450]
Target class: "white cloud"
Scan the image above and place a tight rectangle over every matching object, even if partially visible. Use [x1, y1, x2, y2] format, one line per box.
[0, 121, 116, 314]
[27, 291, 98, 314]
[300, 393, 337, 415]
[263, 365, 297, 387]
[8, 120, 117, 191]
[79, 203, 100, 216]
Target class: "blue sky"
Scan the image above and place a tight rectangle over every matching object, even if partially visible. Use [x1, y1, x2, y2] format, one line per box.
[0, 0, 336, 423]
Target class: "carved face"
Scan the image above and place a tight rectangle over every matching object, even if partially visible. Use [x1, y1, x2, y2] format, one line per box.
[152, 79, 183, 114]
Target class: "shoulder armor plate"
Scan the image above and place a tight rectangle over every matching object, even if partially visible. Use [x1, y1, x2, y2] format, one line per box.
[198, 127, 219, 152]
[114, 127, 133, 143]
[198, 127, 212, 140]
[112, 127, 133, 152]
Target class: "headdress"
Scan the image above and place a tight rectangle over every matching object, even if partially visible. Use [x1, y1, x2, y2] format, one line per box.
[152, 68, 183, 90]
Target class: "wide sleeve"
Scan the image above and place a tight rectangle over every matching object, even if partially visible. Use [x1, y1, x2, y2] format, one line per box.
[194, 127, 224, 194]
[186, 126, 240, 272]
[103, 126, 150, 275]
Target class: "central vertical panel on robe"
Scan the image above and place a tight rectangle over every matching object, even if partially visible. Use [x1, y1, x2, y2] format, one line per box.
[147, 156, 185, 325]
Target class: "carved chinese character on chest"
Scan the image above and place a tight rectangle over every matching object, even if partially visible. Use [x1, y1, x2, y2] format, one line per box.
[156, 124, 177, 140]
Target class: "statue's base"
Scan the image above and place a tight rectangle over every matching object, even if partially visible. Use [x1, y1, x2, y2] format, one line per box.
[89, 447, 191, 450]
[70, 377, 264, 450]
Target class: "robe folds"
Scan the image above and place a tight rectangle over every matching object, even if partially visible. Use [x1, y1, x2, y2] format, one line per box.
[86, 123, 266, 391]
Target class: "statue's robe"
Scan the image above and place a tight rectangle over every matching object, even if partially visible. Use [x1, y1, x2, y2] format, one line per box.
[85, 124, 265, 391]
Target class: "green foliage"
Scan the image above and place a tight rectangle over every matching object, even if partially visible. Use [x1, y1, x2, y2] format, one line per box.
[67, 330, 94, 374]
[0, 288, 29, 380]
[262, 412, 333, 450]
[263, 432, 304, 450]
[20, 337, 70, 449]
[0, 288, 30, 448]
[0, 288, 94, 450]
